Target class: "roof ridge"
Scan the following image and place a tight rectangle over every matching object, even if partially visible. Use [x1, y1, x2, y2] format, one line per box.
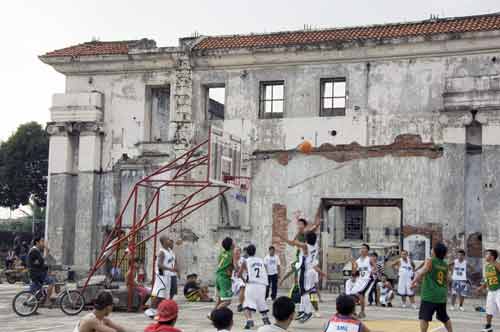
[198, 11, 500, 40]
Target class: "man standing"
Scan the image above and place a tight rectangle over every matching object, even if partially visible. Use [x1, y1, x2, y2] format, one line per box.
[476, 249, 500, 332]
[350, 244, 376, 318]
[27, 237, 54, 306]
[449, 249, 469, 311]
[264, 246, 281, 301]
[212, 237, 235, 315]
[150, 236, 177, 314]
[392, 249, 417, 309]
[411, 242, 453, 332]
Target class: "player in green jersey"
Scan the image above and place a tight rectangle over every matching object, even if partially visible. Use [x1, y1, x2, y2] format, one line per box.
[411, 242, 453, 332]
[211, 237, 235, 316]
[476, 249, 500, 332]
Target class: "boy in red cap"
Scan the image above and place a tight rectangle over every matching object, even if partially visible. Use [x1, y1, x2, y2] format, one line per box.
[144, 300, 181, 332]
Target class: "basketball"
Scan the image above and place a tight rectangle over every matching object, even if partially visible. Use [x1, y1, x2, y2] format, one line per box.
[298, 140, 313, 154]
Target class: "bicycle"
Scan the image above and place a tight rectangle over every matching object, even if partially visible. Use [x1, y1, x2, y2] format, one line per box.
[12, 273, 85, 317]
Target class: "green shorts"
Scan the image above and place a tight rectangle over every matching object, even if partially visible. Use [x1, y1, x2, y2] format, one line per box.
[215, 274, 233, 301]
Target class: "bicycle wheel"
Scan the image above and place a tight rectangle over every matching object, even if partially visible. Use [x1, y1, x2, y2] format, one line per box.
[12, 290, 39, 317]
[59, 290, 85, 315]
[6, 274, 17, 284]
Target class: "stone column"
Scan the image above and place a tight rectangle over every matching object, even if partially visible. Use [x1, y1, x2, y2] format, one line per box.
[73, 122, 104, 268]
[46, 123, 78, 265]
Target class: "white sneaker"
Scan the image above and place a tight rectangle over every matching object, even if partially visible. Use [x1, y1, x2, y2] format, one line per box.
[459, 306, 465, 312]
[401, 303, 407, 308]
[449, 306, 455, 311]
[144, 308, 156, 319]
[412, 304, 418, 310]
[314, 311, 321, 318]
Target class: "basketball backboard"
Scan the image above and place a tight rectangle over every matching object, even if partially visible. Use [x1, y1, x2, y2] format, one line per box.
[208, 125, 243, 186]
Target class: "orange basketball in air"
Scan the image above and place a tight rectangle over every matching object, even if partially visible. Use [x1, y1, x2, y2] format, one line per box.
[298, 140, 313, 154]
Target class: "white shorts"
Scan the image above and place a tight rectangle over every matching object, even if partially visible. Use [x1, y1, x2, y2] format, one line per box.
[397, 275, 415, 296]
[351, 277, 375, 296]
[243, 283, 268, 313]
[232, 277, 246, 295]
[152, 274, 171, 299]
[299, 269, 319, 294]
[486, 289, 500, 316]
[380, 290, 394, 305]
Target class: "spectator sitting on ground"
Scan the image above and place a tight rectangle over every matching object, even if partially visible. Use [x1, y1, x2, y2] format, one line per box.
[74, 291, 126, 332]
[257, 296, 295, 332]
[144, 300, 181, 332]
[211, 307, 233, 332]
[324, 294, 370, 332]
[184, 273, 213, 302]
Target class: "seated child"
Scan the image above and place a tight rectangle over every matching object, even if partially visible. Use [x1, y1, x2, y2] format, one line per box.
[377, 275, 394, 307]
[324, 294, 370, 332]
[184, 273, 212, 302]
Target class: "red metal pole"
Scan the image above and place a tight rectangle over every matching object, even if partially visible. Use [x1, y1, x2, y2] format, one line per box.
[127, 187, 138, 311]
[151, 190, 160, 292]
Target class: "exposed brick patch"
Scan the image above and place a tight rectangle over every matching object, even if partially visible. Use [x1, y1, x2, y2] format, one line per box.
[259, 134, 443, 163]
[272, 204, 288, 268]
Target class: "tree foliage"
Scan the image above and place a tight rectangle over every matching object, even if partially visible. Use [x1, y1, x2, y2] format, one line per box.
[0, 122, 49, 208]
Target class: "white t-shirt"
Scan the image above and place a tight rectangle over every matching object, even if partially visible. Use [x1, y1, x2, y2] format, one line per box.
[246, 256, 268, 285]
[398, 258, 414, 278]
[264, 255, 281, 275]
[157, 248, 175, 276]
[452, 259, 467, 281]
[356, 256, 372, 280]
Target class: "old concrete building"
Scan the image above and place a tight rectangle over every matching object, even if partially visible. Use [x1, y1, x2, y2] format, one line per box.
[40, 13, 500, 283]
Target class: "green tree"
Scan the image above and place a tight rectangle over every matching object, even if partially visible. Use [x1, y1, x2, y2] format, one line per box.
[0, 122, 49, 208]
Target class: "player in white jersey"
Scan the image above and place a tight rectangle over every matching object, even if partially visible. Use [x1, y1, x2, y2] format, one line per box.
[351, 243, 376, 318]
[391, 249, 417, 309]
[232, 247, 247, 312]
[147, 236, 177, 318]
[449, 249, 469, 311]
[280, 231, 324, 323]
[239, 244, 271, 330]
[324, 294, 370, 332]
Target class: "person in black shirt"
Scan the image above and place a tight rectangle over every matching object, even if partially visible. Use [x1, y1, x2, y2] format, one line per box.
[27, 237, 54, 305]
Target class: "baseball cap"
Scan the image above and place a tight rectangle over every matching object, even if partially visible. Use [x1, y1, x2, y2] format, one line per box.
[155, 300, 178, 322]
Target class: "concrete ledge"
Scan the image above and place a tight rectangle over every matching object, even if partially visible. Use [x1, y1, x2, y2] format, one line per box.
[50, 92, 104, 122]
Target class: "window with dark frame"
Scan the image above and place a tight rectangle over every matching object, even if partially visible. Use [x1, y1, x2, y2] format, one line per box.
[259, 81, 284, 118]
[320, 78, 346, 116]
[344, 206, 364, 240]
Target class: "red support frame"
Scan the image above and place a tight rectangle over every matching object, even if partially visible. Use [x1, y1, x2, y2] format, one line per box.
[81, 127, 243, 311]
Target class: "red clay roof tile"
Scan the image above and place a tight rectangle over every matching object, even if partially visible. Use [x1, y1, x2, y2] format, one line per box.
[42, 40, 136, 58]
[193, 13, 500, 50]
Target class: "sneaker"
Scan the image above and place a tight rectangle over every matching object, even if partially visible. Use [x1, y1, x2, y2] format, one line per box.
[358, 312, 366, 319]
[263, 317, 271, 325]
[381, 304, 386, 307]
[144, 308, 156, 319]
[299, 313, 313, 323]
[459, 306, 465, 312]
[314, 311, 321, 318]
[450, 306, 455, 311]
[388, 303, 393, 307]
[481, 324, 493, 332]
[402, 303, 407, 308]
[295, 312, 305, 320]
[244, 321, 255, 330]
[412, 304, 418, 310]
[237, 304, 244, 312]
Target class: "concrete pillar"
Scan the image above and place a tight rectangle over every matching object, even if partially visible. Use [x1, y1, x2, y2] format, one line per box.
[45, 124, 78, 265]
[74, 123, 103, 268]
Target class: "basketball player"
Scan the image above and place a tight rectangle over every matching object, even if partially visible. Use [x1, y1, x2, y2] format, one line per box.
[475, 249, 500, 332]
[350, 244, 376, 318]
[449, 249, 469, 311]
[212, 237, 235, 315]
[391, 249, 417, 309]
[324, 294, 370, 332]
[149, 236, 176, 316]
[411, 242, 452, 332]
[239, 244, 271, 329]
[232, 247, 247, 312]
[280, 231, 323, 323]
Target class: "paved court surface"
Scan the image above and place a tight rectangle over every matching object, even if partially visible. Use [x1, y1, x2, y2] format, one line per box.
[0, 283, 496, 332]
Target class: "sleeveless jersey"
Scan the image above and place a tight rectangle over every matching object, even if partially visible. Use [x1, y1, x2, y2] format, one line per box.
[325, 314, 361, 332]
[356, 256, 372, 280]
[452, 259, 467, 281]
[398, 258, 413, 277]
[298, 244, 318, 271]
[485, 263, 500, 291]
[421, 257, 448, 303]
[246, 256, 268, 285]
[157, 248, 175, 276]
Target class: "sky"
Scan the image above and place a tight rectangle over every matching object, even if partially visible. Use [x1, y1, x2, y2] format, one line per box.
[0, 0, 499, 143]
